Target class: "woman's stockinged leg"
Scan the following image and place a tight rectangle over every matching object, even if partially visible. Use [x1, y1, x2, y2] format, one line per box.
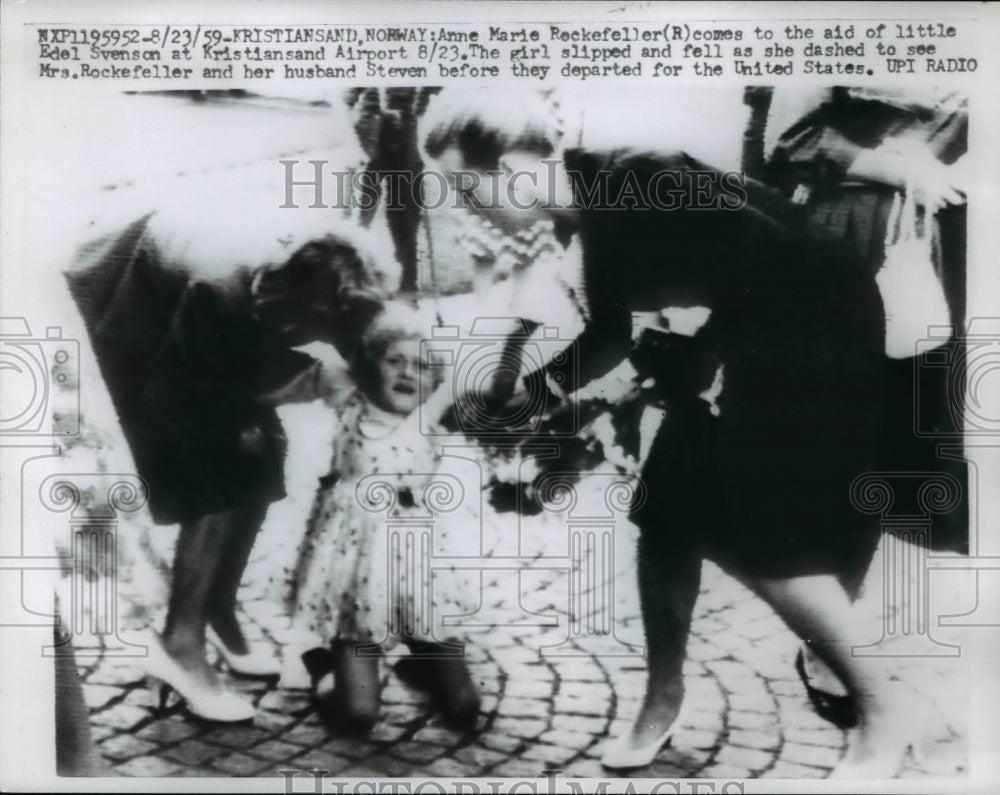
[746, 573, 910, 772]
[161, 510, 239, 690]
[204, 499, 270, 655]
[617, 406, 720, 752]
[799, 526, 881, 699]
[624, 526, 703, 747]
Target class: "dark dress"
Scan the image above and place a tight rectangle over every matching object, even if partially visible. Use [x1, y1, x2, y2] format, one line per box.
[544, 148, 885, 578]
[65, 214, 320, 525]
[766, 88, 968, 554]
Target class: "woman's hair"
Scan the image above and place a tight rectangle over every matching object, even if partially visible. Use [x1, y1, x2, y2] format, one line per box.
[258, 236, 364, 309]
[252, 223, 400, 345]
[420, 89, 561, 170]
[351, 300, 444, 399]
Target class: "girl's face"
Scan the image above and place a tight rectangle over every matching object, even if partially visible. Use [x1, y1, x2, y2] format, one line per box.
[375, 338, 435, 415]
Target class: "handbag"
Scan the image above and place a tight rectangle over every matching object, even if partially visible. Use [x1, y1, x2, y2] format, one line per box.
[876, 186, 952, 359]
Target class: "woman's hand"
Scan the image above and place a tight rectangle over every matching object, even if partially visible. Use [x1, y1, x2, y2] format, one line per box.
[848, 141, 966, 213]
[908, 157, 966, 213]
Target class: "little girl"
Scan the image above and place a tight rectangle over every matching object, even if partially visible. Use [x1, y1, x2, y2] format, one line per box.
[283, 301, 481, 732]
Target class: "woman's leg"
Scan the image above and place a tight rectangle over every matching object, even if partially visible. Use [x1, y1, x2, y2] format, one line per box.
[746, 573, 907, 766]
[204, 498, 270, 654]
[620, 403, 720, 748]
[623, 527, 702, 747]
[160, 502, 264, 689]
[799, 526, 879, 699]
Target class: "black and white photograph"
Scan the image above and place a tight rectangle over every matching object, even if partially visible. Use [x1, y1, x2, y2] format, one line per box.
[1, 2, 998, 792]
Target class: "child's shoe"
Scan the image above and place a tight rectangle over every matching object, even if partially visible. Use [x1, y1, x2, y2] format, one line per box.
[401, 639, 481, 731]
[315, 639, 381, 734]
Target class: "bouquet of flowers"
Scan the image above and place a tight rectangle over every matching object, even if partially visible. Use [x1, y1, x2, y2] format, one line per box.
[471, 361, 657, 515]
[472, 324, 723, 516]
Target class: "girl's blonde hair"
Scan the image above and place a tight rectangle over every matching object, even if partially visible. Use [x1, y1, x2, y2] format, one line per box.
[352, 300, 444, 397]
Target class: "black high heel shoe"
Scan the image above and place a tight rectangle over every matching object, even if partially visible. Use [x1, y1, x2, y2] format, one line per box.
[795, 648, 858, 729]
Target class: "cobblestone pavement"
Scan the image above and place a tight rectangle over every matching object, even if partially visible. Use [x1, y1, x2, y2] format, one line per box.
[67, 400, 972, 782]
[72, 552, 971, 781]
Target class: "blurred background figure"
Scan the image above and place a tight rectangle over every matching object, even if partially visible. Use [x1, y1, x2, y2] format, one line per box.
[53, 600, 106, 777]
[753, 86, 969, 727]
[346, 88, 443, 292]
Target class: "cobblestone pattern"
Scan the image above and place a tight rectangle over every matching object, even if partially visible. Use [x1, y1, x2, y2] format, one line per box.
[74, 555, 969, 780]
[64, 402, 972, 782]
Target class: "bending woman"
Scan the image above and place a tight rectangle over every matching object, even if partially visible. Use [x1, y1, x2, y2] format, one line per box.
[66, 206, 396, 722]
[419, 89, 903, 779]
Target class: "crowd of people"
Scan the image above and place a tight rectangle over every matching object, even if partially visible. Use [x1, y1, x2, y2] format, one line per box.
[63, 86, 968, 780]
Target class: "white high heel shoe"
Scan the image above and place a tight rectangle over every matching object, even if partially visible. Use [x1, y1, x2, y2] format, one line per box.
[139, 629, 256, 723]
[828, 737, 917, 779]
[601, 704, 687, 770]
[206, 625, 281, 677]
[828, 688, 925, 779]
